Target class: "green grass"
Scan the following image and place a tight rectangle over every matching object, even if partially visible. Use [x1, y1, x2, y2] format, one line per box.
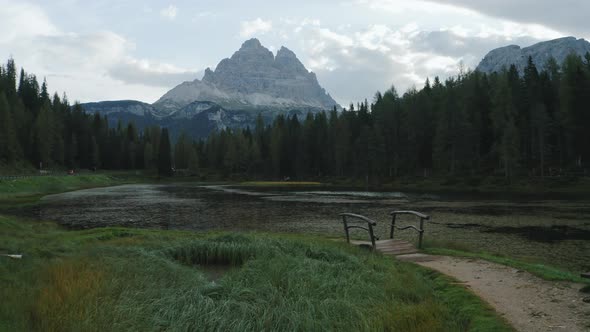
[316, 175, 590, 196]
[0, 216, 513, 331]
[423, 246, 590, 285]
[0, 172, 159, 212]
[0, 174, 131, 198]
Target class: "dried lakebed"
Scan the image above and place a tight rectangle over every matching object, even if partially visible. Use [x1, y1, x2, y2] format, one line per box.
[37, 183, 590, 272]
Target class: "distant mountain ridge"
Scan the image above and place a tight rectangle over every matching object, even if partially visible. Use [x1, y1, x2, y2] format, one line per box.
[81, 99, 249, 141]
[476, 36, 590, 73]
[81, 38, 340, 139]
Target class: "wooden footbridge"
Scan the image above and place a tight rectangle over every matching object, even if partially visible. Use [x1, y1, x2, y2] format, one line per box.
[340, 211, 431, 259]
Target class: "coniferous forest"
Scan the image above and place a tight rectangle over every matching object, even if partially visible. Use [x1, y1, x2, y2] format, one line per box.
[1, 54, 589, 179]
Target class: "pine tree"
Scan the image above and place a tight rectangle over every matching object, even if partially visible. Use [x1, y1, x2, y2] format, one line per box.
[90, 136, 99, 169]
[4, 58, 17, 98]
[501, 116, 520, 179]
[270, 115, 285, 178]
[560, 54, 588, 167]
[0, 92, 19, 163]
[158, 128, 173, 176]
[491, 74, 520, 177]
[144, 142, 154, 170]
[35, 101, 54, 167]
[66, 133, 78, 168]
[40, 78, 50, 103]
[174, 132, 191, 169]
[187, 145, 199, 175]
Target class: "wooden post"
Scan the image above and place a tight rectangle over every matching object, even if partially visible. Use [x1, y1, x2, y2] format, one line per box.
[368, 222, 376, 250]
[342, 215, 350, 243]
[389, 214, 397, 239]
[418, 218, 425, 249]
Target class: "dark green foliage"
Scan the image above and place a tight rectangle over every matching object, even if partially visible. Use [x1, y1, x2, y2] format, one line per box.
[173, 132, 191, 169]
[1, 55, 589, 179]
[158, 128, 172, 176]
[200, 55, 590, 180]
[0, 58, 170, 172]
[0, 93, 20, 163]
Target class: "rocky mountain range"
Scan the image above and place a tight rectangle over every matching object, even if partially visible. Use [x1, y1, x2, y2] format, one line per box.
[154, 38, 339, 113]
[476, 36, 590, 74]
[82, 39, 339, 139]
[85, 37, 590, 140]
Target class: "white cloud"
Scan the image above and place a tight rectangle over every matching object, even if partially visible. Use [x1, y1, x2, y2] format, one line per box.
[109, 58, 201, 87]
[240, 18, 273, 38]
[191, 11, 216, 22]
[356, 0, 477, 16]
[160, 5, 178, 20]
[0, 0, 580, 106]
[0, 1, 198, 103]
[422, 0, 590, 39]
[282, 17, 555, 104]
[0, 0, 58, 43]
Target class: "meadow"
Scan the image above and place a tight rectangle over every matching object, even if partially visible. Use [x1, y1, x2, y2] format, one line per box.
[3, 174, 589, 331]
[0, 215, 512, 331]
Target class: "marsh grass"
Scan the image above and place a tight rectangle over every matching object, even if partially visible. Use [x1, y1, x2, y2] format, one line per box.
[0, 175, 126, 202]
[0, 217, 513, 331]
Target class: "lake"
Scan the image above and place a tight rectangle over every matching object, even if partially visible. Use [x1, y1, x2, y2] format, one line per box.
[36, 183, 590, 272]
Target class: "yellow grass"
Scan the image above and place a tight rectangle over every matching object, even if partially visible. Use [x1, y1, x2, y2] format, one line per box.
[33, 259, 105, 332]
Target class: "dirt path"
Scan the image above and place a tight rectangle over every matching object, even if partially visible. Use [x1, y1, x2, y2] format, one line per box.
[410, 255, 590, 331]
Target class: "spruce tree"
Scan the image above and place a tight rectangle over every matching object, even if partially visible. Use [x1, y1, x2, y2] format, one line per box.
[143, 142, 154, 170]
[158, 128, 173, 176]
[0, 92, 19, 163]
[187, 145, 199, 175]
[174, 132, 190, 169]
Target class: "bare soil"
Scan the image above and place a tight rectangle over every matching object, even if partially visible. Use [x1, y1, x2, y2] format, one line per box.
[414, 255, 590, 332]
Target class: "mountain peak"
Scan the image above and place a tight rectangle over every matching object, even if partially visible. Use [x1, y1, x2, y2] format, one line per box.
[230, 38, 274, 64]
[476, 36, 590, 74]
[154, 39, 340, 112]
[240, 38, 263, 50]
[276, 46, 297, 58]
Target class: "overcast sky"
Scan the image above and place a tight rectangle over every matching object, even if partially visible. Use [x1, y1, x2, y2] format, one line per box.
[1, 0, 588, 105]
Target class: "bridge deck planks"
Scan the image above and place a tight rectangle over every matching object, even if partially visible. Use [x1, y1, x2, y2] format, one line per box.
[350, 239, 419, 256]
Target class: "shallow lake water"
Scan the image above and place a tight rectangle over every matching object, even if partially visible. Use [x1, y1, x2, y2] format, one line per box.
[37, 183, 590, 271]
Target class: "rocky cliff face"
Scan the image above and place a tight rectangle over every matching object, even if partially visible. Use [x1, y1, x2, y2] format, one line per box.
[476, 37, 590, 74]
[154, 38, 339, 112]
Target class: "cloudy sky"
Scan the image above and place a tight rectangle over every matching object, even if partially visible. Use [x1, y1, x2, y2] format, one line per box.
[1, 0, 587, 105]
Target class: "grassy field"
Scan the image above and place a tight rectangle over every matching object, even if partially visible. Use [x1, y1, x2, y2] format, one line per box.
[0, 216, 513, 331]
[0, 174, 133, 211]
[3, 175, 588, 331]
[0, 174, 143, 198]
[292, 175, 590, 196]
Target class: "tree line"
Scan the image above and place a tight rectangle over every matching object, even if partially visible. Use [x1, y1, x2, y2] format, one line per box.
[201, 54, 590, 180]
[1, 54, 589, 180]
[0, 58, 188, 176]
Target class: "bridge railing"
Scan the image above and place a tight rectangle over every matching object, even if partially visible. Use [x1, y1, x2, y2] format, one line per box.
[339, 213, 378, 250]
[389, 210, 430, 249]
